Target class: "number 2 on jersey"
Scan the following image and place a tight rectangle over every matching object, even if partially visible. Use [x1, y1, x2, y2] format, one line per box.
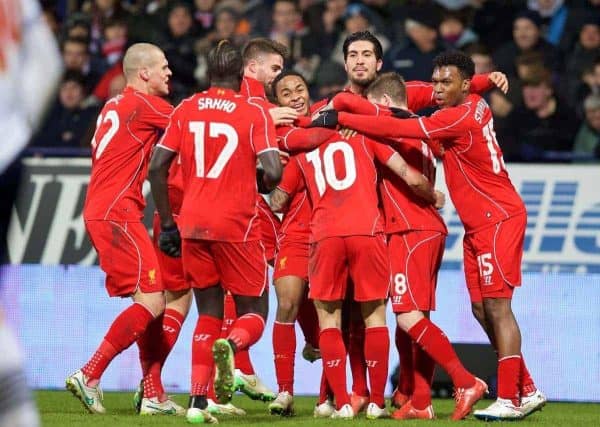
[306, 141, 357, 196]
[189, 121, 238, 178]
[91, 110, 119, 159]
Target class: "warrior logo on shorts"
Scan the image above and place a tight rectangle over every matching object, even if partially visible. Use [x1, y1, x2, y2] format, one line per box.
[279, 256, 287, 270]
[477, 253, 494, 285]
[148, 269, 157, 285]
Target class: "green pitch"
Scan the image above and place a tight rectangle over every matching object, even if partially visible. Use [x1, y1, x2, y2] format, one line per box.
[38, 390, 598, 426]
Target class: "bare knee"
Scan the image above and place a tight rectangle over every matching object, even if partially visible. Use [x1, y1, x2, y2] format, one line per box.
[134, 291, 166, 317]
[482, 298, 513, 324]
[471, 302, 486, 324]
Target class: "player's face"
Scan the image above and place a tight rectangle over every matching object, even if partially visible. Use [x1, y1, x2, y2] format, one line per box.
[256, 53, 285, 88]
[275, 75, 310, 116]
[431, 65, 469, 108]
[344, 40, 382, 88]
[146, 51, 172, 96]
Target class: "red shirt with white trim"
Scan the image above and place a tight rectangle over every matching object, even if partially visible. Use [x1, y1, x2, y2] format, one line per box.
[276, 157, 311, 243]
[158, 87, 278, 241]
[84, 86, 173, 221]
[338, 94, 526, 233]
[295, 133, 396, 242]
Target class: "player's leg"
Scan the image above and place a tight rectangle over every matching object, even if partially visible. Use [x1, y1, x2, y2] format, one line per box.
[346, 304, 369, 413]
[467, 216, 532, 421]
[309, 237, 352, 419]
[67, 221, 165, 414]
[270, 273, 307, 415]
[296, 292, 321, 362]
[348, 234, 392, 420]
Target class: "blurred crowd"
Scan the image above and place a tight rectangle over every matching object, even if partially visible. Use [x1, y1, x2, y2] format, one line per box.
[31, 0, 600, 162]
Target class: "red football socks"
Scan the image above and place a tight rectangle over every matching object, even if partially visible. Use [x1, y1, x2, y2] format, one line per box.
[319, 328, 350, 409]
[411, 345, 435, 410]
[364, 326, 389, 407]
[395, 327, 414, 396]
[273, 321, 296, 394]
[82, 303, 154, 386]
[407, 318, 474, 389]
[318, 371, 333, 404]
[227, 313, 265, 351]
[137, 314, 165, 400]
[498, 355, 521, 406]
[191, 315, 222, 396]
[520, 354, 537, 396]
[348, 320, 369, 397]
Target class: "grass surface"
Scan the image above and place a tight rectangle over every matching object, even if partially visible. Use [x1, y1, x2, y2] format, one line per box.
[38, 390, 598, 426]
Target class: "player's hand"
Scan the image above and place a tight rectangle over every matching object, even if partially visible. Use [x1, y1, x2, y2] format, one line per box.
[269, 107, 298, 126]
[390, 107, 414, 119]
[158, 225, 181, 257]
[309, 109, 338, 128]
[488, 72, 509, 94]
[339, 127, 356, 139]
[434, 191, 446, 209]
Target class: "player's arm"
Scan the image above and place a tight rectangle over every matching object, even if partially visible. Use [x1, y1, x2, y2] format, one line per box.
[278, 126, 338, 152]
[338, 105, 471, 142]
[270, 188, 290, 213]
[386, 152, 438, 205]
[148, 146, 180, 257]
[258, 150, 282, 191]
[329, 92, 388, 115]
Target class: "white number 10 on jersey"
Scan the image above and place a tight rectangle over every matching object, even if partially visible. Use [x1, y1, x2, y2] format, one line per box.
[306, 141, 357, 196]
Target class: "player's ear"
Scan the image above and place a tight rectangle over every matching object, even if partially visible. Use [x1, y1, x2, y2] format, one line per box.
[462, 78, 471, 93]
[140, 67, 150, 82]
[376, 58, 383, 72]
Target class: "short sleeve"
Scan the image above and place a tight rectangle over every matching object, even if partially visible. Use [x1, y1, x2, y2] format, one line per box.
[157, 106, 182, 153]
[138, 94, 173, 130]
[366, 137, 397, 165]
[249, 100, 278, 154]
[277, 159, 303, 198]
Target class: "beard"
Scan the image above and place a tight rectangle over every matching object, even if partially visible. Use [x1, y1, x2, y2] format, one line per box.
[350, 73, 377, 89]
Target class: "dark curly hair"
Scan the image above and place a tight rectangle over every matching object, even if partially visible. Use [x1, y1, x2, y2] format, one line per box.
[433, 51, 475, 80]
[343, 31, 383, 61]
[271, 69, 308, 95]
[207, 40, 243, 83]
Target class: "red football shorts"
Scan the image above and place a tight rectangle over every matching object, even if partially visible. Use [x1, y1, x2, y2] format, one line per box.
[389, 230, 445, 313]
[86, 220, 162, 297]
[463, 213, 526, 303]
[273, 240, 309, 282]
[308, 234, 391, 302]
[182, 239, 268, 297]
[152, 213, 187, 292]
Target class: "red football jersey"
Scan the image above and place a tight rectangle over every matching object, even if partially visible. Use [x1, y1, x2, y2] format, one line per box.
[157, 87, 278, 241]
[380, 136, 447, 234]
[338, 94, 526, 233]
[295, 133, 395, 242]
[84, 86, 173, 221]
[276, 157, 311, 243]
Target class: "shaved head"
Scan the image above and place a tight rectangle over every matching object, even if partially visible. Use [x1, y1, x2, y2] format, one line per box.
[122, 43, 172, 96]
[123, 43, 164, 80]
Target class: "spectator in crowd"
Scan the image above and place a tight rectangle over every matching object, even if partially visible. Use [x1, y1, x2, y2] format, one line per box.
[526, 0, 569, 47]
[158, 1, 198, 102]
[63, 13, 91, 40]
[30, 71, 99, 149]
[383, 8, 444, 81]
[99, 17, 127, 68]
[573, 93, 600, 161]
[493, 10, 560, 78]
[559, 0, 600, 52]
[61, 36, 102, 90]
[330, 3, 390, 65]
[438, 11, 478, 50]
[465, 42, 494, 74]
[502, 67, 579, 162]
[82, 0, 130, 60]
[471, 0, 521, 52]
[193, 0, 217, 36]
[310, 0, 348, 59]
[195, 7, 247, 88]
[565, 17, 600, 111]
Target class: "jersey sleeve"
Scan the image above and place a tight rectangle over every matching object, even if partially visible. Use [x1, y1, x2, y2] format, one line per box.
[156, 106, 183, 153]
[470, 74, 493, 94]
[277, 159, 303, 198]
[277, 126, 338, 153]
[249, 100, 278, 154]
[137, 94, 173, 130]
[365, 137, 397, 164]
[331, 92, 389, 116]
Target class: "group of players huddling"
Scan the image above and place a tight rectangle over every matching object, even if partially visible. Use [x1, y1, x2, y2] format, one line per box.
[65, 30, 548, 423]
